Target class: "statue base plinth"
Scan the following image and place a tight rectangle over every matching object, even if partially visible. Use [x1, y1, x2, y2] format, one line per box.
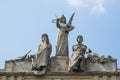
[48, 56, 69, 72]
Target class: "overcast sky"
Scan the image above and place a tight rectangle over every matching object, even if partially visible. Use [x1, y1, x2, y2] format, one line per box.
[0, 0, 120, 69]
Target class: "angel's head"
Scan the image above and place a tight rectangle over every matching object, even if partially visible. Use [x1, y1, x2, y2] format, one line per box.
[60, 15, 66, 24]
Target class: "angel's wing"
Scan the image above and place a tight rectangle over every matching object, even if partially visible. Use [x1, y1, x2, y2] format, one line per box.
[68, 12, 75, 25]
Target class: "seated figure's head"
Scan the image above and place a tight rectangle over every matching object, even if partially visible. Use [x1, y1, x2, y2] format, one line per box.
[41, 33, 49, 43]
[77, 35, 83, 43]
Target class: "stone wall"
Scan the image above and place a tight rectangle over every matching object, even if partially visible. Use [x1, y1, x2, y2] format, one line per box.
[0, 72, 120, 80]
[86, 60, 117, 72]
[5, 60, 32, 72]
[5, 58, 117, 72]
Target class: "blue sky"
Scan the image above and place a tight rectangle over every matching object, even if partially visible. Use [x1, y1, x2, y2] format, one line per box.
[0, 0, 120, 69]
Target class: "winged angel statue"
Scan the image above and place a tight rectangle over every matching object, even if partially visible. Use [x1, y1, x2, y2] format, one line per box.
[53, 13, 75, 57]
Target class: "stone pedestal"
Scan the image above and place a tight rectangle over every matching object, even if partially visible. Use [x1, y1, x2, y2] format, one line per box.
[48, 56, 69, 72]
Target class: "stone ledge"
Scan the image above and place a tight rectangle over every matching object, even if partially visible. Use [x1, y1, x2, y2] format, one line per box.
[0, 72, 120, 76]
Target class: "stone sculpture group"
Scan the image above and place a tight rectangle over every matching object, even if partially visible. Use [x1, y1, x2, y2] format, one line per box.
[5, 13, 117, 75]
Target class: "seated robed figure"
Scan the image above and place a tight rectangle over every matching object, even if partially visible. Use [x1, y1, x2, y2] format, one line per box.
[31, 34, 52, 73]
[68, 35, 87, 72]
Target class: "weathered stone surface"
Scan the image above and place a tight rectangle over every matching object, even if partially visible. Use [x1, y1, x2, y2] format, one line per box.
[0, 69, 4, 72]
[86, 59, 117, 72]
[5, 60, 32, 72]
[4, 57, 117, 72]
[118, 69, 120, 72]
[4, 56, 69, 72]
[48, 56, 69, 72]
[0, 72, 120, 80]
